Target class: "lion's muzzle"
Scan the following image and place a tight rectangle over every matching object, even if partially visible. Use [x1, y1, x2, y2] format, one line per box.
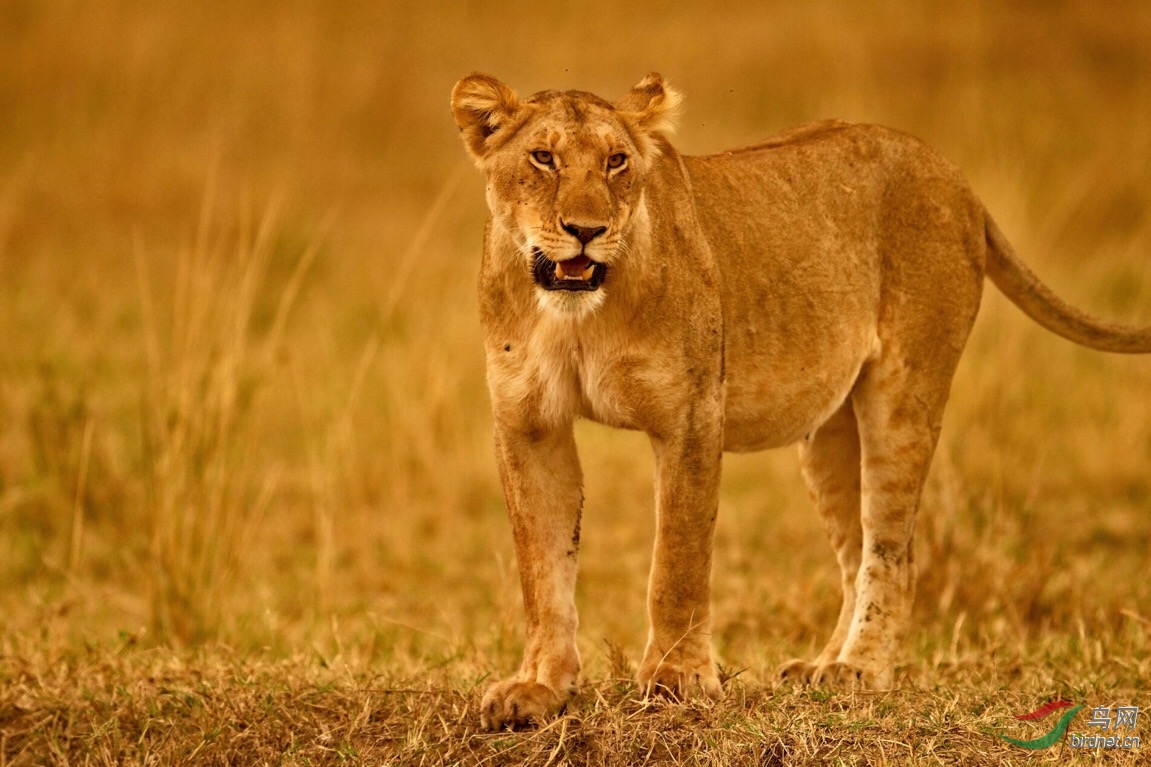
[532, 249, 607, 292]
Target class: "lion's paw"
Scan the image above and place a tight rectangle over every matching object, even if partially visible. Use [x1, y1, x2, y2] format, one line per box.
[775, 658, 820, 685]
[810, 661, 879, 690]
[479, 679, 572, 731]
[637, 660, 722, 702]
[777, 660, 890, 690]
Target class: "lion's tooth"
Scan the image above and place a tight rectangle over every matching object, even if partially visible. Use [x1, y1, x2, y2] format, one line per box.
[581, 264, 595, 280]
[554, 262, 564, 280]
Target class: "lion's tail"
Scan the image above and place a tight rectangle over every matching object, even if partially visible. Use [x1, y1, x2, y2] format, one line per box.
[984, 212, 1151, 354]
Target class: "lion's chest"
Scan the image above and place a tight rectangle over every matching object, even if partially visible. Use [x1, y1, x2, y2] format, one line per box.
[488, 329, 673, 433]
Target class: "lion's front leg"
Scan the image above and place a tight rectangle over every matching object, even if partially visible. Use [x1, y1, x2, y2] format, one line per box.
[639, 418, 724, 702]
[480, 424, 583, 731]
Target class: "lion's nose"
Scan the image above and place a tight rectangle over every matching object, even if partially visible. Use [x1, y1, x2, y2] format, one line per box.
[561, 222, 607, 245]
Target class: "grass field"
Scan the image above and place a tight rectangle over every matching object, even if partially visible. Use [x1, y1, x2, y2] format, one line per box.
[1, 0, 1150, 764]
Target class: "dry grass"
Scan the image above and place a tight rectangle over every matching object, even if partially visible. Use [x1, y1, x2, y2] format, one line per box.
[1, 0, 1150, 763]
[1, 632, 1148, 765]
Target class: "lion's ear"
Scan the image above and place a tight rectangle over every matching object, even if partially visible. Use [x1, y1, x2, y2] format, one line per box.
[615, 73, 683, 139]
[451, 73, 521, 164]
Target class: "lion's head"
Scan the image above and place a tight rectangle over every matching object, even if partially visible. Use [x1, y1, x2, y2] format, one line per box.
[451, 73, 682, 316]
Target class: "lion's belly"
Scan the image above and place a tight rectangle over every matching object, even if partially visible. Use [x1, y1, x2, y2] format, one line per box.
[711, 223, 882, 452]
[721, 321, 878, 451]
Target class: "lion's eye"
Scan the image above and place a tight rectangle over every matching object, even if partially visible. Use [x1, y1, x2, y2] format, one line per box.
[607, 153, 627, 170]
[531, 150, 554, 167]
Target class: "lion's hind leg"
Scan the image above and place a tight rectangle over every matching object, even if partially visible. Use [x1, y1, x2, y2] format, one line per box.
[776, 399, 863, 685]
[812, 348, 957, 690]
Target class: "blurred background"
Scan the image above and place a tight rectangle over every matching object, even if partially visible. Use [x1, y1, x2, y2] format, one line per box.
[1, 0, 1148, 675]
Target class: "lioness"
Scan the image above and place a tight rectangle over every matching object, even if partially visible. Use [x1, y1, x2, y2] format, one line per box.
[450, 72, 1151, 730]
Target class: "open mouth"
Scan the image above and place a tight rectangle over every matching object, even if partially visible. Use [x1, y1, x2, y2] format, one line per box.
[532, 249, 607, 292]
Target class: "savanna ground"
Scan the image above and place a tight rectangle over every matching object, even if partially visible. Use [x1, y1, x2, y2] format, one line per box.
[1, 1, 1150, 764]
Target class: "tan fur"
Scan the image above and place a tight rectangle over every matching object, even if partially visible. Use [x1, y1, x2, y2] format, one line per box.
[450, 73, 1151, 730]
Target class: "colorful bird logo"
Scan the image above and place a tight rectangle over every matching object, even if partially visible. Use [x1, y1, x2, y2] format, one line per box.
[1001, 700, 1083, 750]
